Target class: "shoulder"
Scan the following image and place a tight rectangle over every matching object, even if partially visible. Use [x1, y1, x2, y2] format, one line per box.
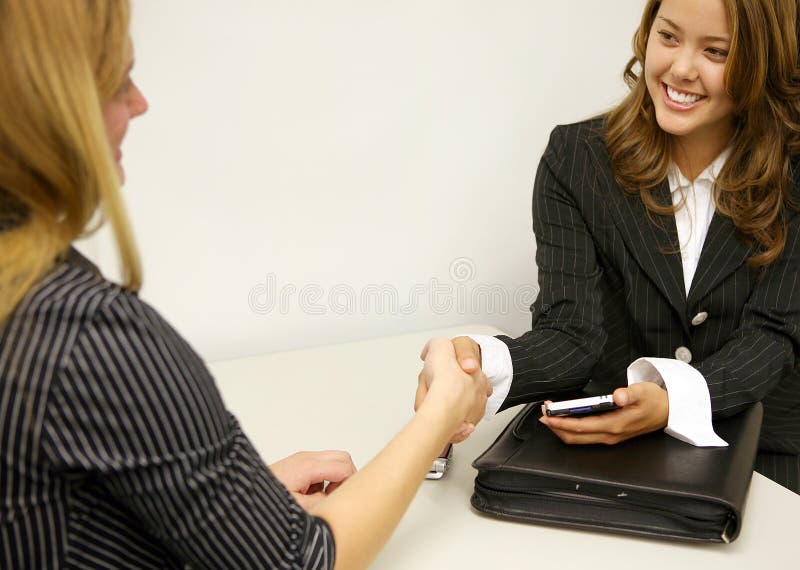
[3, 250, 180, 376]
[539, 116, 610, 178]
[535, 116, 611, 191]
[546, 116, 607, 155]
[5, 253, 120, 351]
[35, 256, 200, 370]
[33, 255, 225, 447]
[12, 250, 125, 338]
[0, 254, 127, 431]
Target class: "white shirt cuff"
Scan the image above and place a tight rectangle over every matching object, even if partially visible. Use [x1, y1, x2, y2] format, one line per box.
[467, 334, 513, 420]
[627, 357, 727, 447]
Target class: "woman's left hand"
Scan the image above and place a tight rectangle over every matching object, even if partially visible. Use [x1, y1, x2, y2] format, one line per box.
[539, 382, 669, 445]
[269, 450, 357, 510]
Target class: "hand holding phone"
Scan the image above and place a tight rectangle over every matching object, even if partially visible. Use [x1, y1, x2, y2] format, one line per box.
[544, 394, 618, 417]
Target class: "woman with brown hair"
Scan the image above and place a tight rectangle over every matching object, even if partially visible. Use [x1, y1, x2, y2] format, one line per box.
[0, 1, 490, 568]
[421, 0, 800, 493]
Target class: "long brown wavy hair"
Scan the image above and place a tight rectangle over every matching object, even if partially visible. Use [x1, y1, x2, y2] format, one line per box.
[606, 0, 800, 267]
[0, 0, 140, 324]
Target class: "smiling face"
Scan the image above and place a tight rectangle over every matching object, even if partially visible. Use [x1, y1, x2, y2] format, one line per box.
[100, 40, 148, 184]
[644, 0, 736, 157]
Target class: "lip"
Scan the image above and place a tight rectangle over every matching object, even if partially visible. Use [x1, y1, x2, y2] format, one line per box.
[661, 82, 706, 111]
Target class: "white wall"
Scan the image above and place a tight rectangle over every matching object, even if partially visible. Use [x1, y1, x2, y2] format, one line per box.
[79, 0, 645, 362]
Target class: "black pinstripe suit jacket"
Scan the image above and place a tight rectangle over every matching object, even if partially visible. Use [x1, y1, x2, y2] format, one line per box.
[498, 118, 800, 462]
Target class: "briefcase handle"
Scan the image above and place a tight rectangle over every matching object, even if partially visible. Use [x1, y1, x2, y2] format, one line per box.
[511, 402, 544, 441]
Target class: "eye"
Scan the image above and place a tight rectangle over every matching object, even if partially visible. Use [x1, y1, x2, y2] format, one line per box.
[706, 47, 728, 58]
[657, 30, 677, 43]
[114, 75, 133, 98]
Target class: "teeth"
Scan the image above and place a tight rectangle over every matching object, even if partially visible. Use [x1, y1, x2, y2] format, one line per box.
[667, 85, 702, 105]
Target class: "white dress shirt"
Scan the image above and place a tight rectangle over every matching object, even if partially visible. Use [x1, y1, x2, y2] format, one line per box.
[472, 148, 733, 447]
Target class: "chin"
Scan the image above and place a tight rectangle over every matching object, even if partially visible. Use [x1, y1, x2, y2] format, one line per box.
[653, 108, 699, 138]
[655, 121, 691, 137]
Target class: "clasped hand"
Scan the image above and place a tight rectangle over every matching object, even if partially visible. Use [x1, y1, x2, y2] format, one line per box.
[415, 336, 669, 445]
[414, 337, 491, 443]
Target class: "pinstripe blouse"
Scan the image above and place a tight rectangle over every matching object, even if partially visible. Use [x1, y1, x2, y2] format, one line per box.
[0, 249, 335, 569]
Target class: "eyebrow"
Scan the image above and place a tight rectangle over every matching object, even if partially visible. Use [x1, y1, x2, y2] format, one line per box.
[657, 16, 731, 43]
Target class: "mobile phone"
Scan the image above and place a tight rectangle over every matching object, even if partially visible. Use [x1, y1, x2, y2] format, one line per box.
[544, 394, 618, 417]
[426, 443, 453, 480]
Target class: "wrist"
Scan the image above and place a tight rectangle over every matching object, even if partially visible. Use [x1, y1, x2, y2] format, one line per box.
[658, 386, 670, 429]
[415, 397, 463, 439]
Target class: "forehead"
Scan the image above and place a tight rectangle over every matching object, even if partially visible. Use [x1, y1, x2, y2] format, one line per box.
[655, 0, 731, 37]
[124, 38, 134, 65]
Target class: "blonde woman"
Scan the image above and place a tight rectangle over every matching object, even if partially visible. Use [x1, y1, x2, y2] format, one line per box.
[0, 1, 490, 568]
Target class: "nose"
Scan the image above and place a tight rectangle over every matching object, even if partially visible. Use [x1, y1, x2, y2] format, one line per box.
[129, 81, 149, 118]
[671, 48, 699, 82]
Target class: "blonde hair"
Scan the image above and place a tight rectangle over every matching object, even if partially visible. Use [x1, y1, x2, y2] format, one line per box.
[0, 0, 141, 323]
[605, 0, 800, 267]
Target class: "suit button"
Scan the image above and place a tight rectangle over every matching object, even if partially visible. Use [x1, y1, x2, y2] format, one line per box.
[691, 312, 708, 326]
[675, 346, 693, 363]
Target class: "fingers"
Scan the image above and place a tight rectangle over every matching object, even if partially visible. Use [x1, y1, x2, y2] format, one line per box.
[416, 337, 488, 443]
[539, 412, 621, 436]
[292, 491, 326, 511]
[304, 450, 357, 485]
[452, 336, 481, 372]
[545, 424, 624, 445]
[465, 374, 489, 425]
[539, 385, 669, 445]
[270, 450, 357, 493]
[425, 337, 460, 365]
[450, 422, 475, 443]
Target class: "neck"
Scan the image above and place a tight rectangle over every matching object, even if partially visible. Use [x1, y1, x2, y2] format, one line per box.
[670, 128, 733, 181]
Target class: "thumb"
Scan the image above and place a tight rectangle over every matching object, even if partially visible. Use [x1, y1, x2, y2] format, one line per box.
[452, 336, 480, 373]
[614, 386, 635, 407]
[423, 338, 457, 365]
[419, 339, 432, 361]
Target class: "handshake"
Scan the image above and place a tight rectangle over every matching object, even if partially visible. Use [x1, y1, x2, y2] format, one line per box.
[414, 336, 491, 443]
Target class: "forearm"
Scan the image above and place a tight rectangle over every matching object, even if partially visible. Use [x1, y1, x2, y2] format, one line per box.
[697, 334, 794, 418]
[309, 406, 455, 570]
[499, 327, 602, 409]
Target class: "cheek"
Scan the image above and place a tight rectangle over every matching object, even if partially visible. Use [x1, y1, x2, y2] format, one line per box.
[644, 52, 666, 103]
[644, 47, 669, 82]
[703, 65, 728, 98]
[101, 103, 128, 144]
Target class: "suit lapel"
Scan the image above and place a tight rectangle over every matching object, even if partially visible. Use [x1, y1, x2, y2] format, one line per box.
[606, 179, 688, 326]
[589, 134, 753, 330]
[687, 212, 753, 306]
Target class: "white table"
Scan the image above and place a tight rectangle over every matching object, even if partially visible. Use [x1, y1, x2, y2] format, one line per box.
[208, 326, 800, 569]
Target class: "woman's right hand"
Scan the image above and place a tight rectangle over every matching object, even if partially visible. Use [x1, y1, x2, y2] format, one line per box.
[414, 338, 491, 441]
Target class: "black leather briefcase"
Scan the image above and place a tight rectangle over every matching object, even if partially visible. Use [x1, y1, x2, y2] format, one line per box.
[471, 402, 762, 543]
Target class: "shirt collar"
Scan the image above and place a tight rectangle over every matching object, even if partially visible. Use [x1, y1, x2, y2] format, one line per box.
[668, 145, 732, 193]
